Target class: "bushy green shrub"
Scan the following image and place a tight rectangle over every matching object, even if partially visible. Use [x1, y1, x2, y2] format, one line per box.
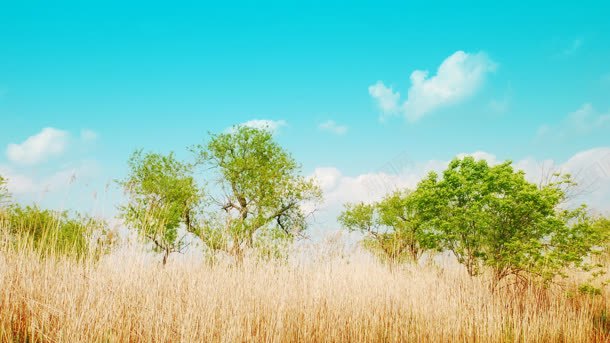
[0, 175, 9, 207]
[5, 205, 105, 259]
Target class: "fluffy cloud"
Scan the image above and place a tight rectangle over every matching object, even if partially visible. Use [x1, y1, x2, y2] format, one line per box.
[368, 81, 400, 114]
[370, 51, 497, 122]
[308, 159, 447, 231]
[0, 160, 101, 196]
[0, 166, 37, 194]
[232, 119, 287, 133]
[567, 104, 610, 131]
[6, 128, 69, 165]
[312, 168, 417, 208]
[538, 103, 610, 139]
[318, 120, 348, 135]
[1, 127, 105, 211]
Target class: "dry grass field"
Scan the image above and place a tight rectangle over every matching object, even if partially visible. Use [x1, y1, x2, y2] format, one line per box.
[1, 236, 609, 343]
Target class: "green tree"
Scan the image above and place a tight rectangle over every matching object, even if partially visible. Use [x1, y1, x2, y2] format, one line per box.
[118, 150, 202, 265]
[191, 126, 321, 262]
[416, 156, 606, 283]
[338, 190, 436, 264]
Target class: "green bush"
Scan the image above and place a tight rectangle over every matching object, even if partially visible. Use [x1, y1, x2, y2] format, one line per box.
[338, 190, 436, 265]
[0, 175, 9, 207]
[4, 205, 105, 259]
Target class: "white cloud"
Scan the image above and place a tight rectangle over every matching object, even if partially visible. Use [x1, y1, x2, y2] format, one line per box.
[0, 166, 37, 194]
[229, 119, 287, 133]
[313, 168, 418, 207]
[318, 120, 348, 135]
[370, 51, 497, 122]
[456, 151, 498, 163]
[308, 159, 447, 230]
[567, 104, 610, 131]
[516, 148, 610, 214]
[403, 51, 497, 121]
[6, 127, 69, 165]
[368, 81, 400, 114]
[558, 148, 610, 206]
[0, 160, 101, 196]
[537, 103, 610, 139]
[80, 129, 99, 142]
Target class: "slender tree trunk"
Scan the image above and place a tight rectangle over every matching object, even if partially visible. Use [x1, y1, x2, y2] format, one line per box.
[236, 247, 244, 266]
[162, 249, 169, 266]
[231, 243, 244, 266]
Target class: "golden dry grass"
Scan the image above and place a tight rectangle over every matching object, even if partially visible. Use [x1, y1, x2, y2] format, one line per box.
[1, 239, 609, 343]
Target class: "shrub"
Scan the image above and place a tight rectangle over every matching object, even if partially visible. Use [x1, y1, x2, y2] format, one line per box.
[338, 190, 436, 265]
[0, 175, 9, 208]
[4, 205, 105, 259]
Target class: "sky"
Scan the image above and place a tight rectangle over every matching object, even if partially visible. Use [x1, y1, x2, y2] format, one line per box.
[0, 1, 609, 231]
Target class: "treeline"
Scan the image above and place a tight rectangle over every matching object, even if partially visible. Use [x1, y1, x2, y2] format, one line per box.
[1, 125, 609, 289]
[1, 126, 321, 264]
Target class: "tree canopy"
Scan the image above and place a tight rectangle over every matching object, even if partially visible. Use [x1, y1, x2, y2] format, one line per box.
[192, 126, 321, 261]
[339, 190, 436, 264]
[118, 150, 202, 264]
[414, 157, 606, 282]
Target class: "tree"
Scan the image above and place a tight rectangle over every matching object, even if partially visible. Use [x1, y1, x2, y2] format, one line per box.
[416, 156, 606, 284]
[191, 126, 321, 262]
[338, 190, 436, 264]
[118, 150, 202, 265]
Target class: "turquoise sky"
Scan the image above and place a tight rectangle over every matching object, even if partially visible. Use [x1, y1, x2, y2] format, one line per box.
[1, 1, 609, 220]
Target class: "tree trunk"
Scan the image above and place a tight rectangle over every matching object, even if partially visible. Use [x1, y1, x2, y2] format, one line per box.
[231, 243, 244, 266]
[162, 249, 169, 266]
[236, 247, 244, 266]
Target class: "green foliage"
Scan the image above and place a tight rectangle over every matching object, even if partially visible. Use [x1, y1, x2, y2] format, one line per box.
[191, 126, 321, 261]
[5, 205, 102, 258]
[338, 190, 436, 264]
[253, 225, 292, 261]
[415, 156, 606, 282]
[594, 309, 610, 334]
[0, 175, 9, 207]
[593, 217, 610, 260]
[118, 150, 202, 264]
[578, 283, 602, 296]
[338, 202, 376, 234]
